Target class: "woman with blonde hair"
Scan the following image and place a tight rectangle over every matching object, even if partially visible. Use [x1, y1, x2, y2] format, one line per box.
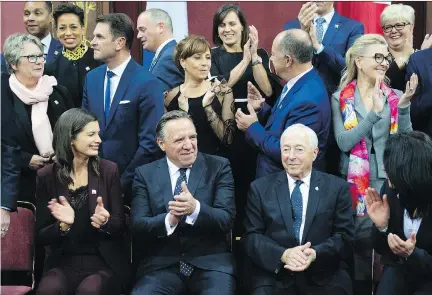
[332, 34, 417, 294]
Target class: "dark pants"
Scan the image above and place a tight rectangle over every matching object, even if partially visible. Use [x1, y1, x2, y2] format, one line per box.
[36, 255, 121, 295]
[376, 265, 432, 295]
[131, 264, 236, 295]
[251, 284, 347, 295]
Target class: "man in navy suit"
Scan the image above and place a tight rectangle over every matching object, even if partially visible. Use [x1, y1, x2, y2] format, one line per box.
[137, 9, 184, 91]
[1, 1, 62, 73]
[82, 13, 165, 204]
[284, 2, 364, 95]
[235, 29, 331, 179]
[131, 111, 236, 294]
[406, 48, 432, 137]
[243, 124, 354, 295]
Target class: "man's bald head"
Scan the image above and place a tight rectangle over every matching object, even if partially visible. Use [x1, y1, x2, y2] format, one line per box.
[277, 29, 313, 64]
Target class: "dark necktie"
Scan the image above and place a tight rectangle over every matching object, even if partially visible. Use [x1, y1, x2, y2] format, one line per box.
[316, 17, 326, 43]
[105, 71, 114, 119]
[291, 180, 303, 243]
[174, 168, 194, 277]
[149, 55, 157, 71]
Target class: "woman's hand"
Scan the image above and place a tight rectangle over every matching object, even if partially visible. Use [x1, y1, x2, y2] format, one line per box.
[202, 81, 218, 108]
[249, 25, 259, 60]
[178, 86, 189, 113]
[388, 232, 416, 258]
[364, 188, 390, 229]
[399, 73, 418, 107]
[91, 197, 110, 229]
[243, 39, 252, 64]
[372, 77, 384, 113]
[420, 33, 432, 50]
[48, 196, 75, 225]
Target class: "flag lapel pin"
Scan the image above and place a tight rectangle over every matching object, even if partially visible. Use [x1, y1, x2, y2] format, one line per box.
[92, 189, 97, 195]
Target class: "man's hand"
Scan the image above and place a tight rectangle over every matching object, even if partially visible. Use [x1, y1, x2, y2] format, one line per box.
[281, 242, 311, 267]
[284, 244, 316, 272]
[1, 209, 11, 238]
[298, 2, 319, 32]
[91, 197, 110, 229]
[168, 182, 197, 216]
[168, 211, 182, 227]
[235, 104, 258, 132]
[29, 155, 50, 170]
[247, 82, 265, 111]
[388, 232, 416, 258]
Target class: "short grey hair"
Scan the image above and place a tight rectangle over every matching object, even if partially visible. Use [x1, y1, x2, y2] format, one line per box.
[380, 4, 415, 27]
[143, 8, 173, 33]
[280, 29, 313, 64]
[3, 33, 43, 74]
[281, 124, 318, 149]
[156, 110, 193, 141]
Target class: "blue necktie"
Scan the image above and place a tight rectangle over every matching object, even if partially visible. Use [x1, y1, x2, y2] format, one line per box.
[275, 84, 289, 109]
[316, 17, 326, 43]
[173, 168, 194, 277]
[149, 56, 157, 72]
[105, 71, 114, 119]
[291, 180, 303, 243]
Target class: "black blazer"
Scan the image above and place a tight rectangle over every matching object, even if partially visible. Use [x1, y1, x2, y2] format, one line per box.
[1, 73, 73, 203]
[131, 152, 236, 277]
[372, 182, 432, 280]
[45, 47, 101, 107]
[35, 159, 131, 290]
[243, 170, 355, 294]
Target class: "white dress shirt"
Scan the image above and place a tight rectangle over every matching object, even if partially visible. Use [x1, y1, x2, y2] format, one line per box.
[103, 55, 131, 109]
[154, 38, 175, 60]
[40, 33, 52, 56]
[278, 66, 314, 106]
[286, 171, 312, 244]
[403, 209, 422, 239]
[164, 158, 201, 235]
[314, 9, 335, 54]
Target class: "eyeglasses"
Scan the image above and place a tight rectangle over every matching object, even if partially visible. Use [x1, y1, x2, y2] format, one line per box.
[360, 53, 393, 65]
[20, 54, 46, 63]
[382, 22, 410, 33]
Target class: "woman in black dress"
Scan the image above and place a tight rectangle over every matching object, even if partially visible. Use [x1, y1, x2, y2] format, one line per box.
[165, 35, 235, 156]
[45, 3, 101, 107]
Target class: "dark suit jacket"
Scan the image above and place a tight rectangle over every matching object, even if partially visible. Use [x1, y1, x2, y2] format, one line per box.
[45, 47, 102, 107]
[372, 182, 432, 282]
[131, 153, 236, 277]
[243, 170, 354, 294]
[406, 48, 432, 137]
[82, 58, 165, 204]
[284, 12, 364, 94]
[149, 40, 184, 91]
[35, 159, 131, 290]
[1, 73, 73, 203]
[1, 144, 20, 211]
[245, 69, 331, 179]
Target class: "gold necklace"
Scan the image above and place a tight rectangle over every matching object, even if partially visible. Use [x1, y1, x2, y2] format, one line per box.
[63, 42, 88, 61]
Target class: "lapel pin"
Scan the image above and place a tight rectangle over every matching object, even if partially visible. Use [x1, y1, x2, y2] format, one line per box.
[335, 24, 339, 29]
[86, 66, 90, 71]
[54, 50, 59, 55]
[315, 186, 319, 191]
[92, 189, 97, 195]
[54, 100, 59, 105]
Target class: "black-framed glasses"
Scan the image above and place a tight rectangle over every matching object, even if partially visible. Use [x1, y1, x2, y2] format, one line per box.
[361, 53, 393, 65]
[20, 54, 46, 63]
[382, 22, 410, 33]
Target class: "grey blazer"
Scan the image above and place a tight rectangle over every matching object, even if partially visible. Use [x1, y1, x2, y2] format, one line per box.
[332, 86, 412, 179]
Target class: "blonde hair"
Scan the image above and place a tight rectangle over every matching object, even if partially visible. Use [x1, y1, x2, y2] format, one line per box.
[380, 4, 415, 27]
[339, 34, 388, 90]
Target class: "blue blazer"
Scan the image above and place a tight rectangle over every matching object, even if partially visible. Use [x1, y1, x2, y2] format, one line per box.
[284, 12, 364, 94]
[406, 48, 432, 137]
[82, 58, 165, 202]
[245, 69, 331, 179]
[150, 40, 184, 91]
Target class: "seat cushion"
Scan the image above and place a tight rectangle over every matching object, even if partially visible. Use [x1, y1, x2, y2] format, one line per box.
[0, 285, 32, 295]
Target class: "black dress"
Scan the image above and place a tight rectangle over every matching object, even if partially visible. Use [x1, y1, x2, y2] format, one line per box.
[387, 60, 407, 91]
[45, 47, 102, 107]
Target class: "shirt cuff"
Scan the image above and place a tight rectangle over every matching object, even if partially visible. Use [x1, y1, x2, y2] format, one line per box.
[1, 206, 12, 211]
[186, 200, 200, 225]
[165, 213, 178, 236]
[315, 44, 324, 54]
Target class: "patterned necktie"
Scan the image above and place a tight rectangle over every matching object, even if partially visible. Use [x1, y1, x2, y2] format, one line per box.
[316, 17, 326, 43]
[149, 55, 157, 72]
[275, 84, 289, 109]
[291, 180, 303, 243]
[174, 168, 194, 277]
[105, 71, 114, 119]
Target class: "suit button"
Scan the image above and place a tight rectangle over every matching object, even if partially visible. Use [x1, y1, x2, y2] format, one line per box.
[181, 253, 185, 256]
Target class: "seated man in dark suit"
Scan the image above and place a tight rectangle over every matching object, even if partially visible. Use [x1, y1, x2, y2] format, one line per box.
[236, 29, 331, 178]
[137, 8, 184, 90]
[406, 48, 432, 137]
[243, 124, 355, 295]
[131, 110, 236, 295]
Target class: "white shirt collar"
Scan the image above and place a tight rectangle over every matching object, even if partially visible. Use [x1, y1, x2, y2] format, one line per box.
[166, 157, 191, 177]
[284, 66, 314, 93]
[40, 33, 52, 50]
[286, 171, 312, 189]
[107, 55, 131, 78]
[314, 9, 335, 25]
[154, 38, 175, 60]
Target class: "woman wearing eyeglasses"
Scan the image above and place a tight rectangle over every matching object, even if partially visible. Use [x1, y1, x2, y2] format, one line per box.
[44, 3, 101, 107]
[1, 33, 73, 204]
[331, 34, 417, 294]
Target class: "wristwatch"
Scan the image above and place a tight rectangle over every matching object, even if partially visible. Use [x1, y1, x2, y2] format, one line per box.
[59, 222, 71, 235]
[251, 56, 262, 66]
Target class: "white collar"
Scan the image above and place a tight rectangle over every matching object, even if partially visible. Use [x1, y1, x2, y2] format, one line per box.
[285, 66, 314, 91]
[107, 55, 131, 78]
[40, 33, 52, 48]
[154, 38, 175, 59]
[166, 157, 191, 177]
[286, 171, 312, 189]
[314, 9, 335, 25]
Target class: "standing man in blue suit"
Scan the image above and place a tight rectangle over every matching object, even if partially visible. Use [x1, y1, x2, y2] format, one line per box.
[137, 9, 184, 91]
[235, 29, 331, 179]
[1, 1, 62, 73]
[82, 13, 165, 204]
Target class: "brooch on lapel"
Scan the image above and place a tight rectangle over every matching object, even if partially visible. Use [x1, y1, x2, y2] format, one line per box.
[335, 24, 340, 29]
[92, 189, 97, 195]
[54, 100, 59, 105]
[85, 66, 90, 71]
[54, 50, 59, 55]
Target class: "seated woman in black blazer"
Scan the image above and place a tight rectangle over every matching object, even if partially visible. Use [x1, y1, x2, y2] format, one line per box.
[2, 33, 73, 204]
[365, 131, 432, 295]
[35, 108, 131, 295]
